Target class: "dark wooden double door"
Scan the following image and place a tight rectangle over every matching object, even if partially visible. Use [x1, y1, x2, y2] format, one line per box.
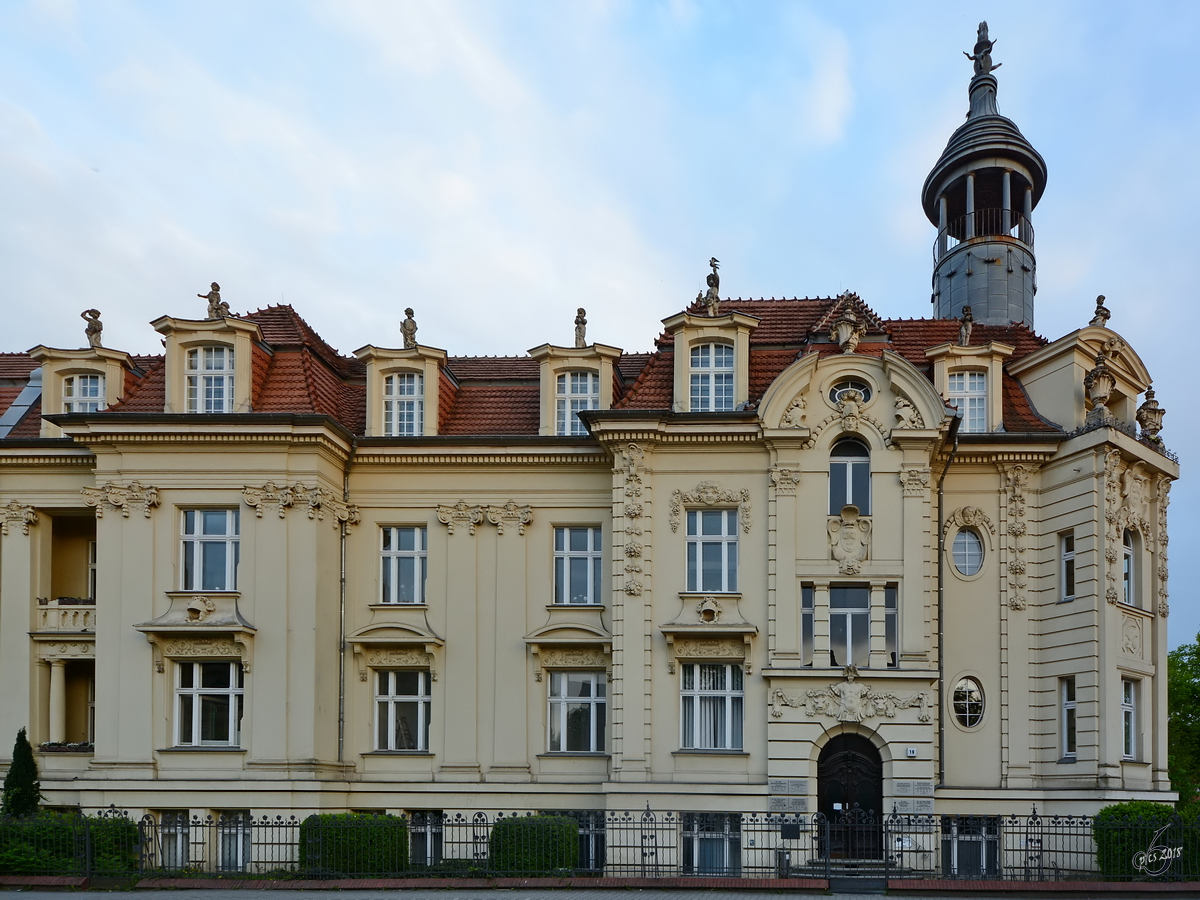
[817, 734, 883, 860]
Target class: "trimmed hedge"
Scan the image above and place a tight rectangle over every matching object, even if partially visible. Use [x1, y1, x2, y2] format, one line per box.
[1093, 801, 1199, 880]
[298, 813, 408, 876]
[488, 815, 578, 874]
[0, 811, 138, 876]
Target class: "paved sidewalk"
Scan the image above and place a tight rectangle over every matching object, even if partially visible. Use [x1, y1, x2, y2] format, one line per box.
[5, 891, 1190, 900]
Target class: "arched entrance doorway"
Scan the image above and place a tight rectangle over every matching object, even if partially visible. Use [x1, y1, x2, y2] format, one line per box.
[817, 733, 883, 859]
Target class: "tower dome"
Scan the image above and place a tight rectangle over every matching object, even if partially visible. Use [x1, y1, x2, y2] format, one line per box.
[923, 23, 1047, 327]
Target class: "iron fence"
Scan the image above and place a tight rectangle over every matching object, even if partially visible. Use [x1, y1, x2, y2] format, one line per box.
[0, 807, 1196, 882]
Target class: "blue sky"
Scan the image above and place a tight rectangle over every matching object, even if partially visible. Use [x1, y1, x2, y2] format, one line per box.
[2, 1, 1197, 647]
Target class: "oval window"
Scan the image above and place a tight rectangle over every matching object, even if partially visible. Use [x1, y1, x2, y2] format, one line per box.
[828, 379, 872, 404]
[953, 677, 985, 727]
[952, 528, 983, 576]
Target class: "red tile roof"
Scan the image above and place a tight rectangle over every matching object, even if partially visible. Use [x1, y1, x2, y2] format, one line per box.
[440, 385, 540, 434]
[6, 396, 42, 438]
[0, 353, 37, 378]
[446, 356, 539, 379]
[0, 385, 24, 420]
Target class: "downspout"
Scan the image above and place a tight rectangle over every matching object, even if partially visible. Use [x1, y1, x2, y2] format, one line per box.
[936, 407, 962, 788]
[338, 436, 357, 765]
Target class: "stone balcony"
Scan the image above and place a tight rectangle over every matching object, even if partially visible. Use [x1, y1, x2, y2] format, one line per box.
[36, 598, 96, 632]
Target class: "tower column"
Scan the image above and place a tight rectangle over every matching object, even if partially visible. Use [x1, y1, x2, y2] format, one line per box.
[965, 171, 976, 238]
[1002, 169, 1012, 232]
[1022, 186, 1033, 242]
[938, 196, 948, 259]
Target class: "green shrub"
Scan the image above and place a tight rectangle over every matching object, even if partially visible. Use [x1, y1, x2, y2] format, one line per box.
[1, 729, 42, 818]
[1093, 801, 1198, 880]
[298, 813, 409, 875]
[488, 815, 578, 874]
[0, 810, 137, 876]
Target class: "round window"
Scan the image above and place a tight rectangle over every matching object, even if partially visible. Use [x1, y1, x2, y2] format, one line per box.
[828, 379, 872, 404]
[952, 528, 983, 576]
[953, 677, 985, 727]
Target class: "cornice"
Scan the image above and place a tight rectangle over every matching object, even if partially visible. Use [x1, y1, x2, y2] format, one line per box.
[0, 449, 96, 467]
[354, 450, 610, 467]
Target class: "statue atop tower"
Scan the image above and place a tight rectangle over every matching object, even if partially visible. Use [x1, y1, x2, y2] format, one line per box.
[922, 24, 1047, 328]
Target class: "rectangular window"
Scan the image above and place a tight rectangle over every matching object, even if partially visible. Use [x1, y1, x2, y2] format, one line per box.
[556, 372, 600, 436]
[186, 346, 235, 414]
[680, 662, 743, 750]
[381, 526, 427, 604]
[885, 583, 898, 668]
[181, 509, 240, 591]
[554, 527, 602, 604]
[562, 811, 606, 872]
[948, 371, 987, 433]
[158, 811, 190, 870]
[801, 584, 814, 667]
[87, 676, 96, 744]
[829, 584, 870, 668]
[1061, 676, 1077, 759]
[548, 671, 606, 752]
[1122, 679, 1137, 760]
[1060, 532, 1075, 602]
[62, 374, 104, 413]
[383, 372, 424, 436]
[686, 509, 738, 593]
[682, 813, 741, 876]
[175, 661, 244, 747]
[88, 540, 97, 601]
[375, 670, 431, 751]
[216, 812, 252, 872]
[409, 811, 443, 867]
[689, 343, 734, 412]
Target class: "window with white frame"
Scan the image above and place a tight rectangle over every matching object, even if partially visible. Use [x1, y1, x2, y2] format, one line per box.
[375, 669, 431, 751]
[947, 371, 987, 433]
[408, 811, 443, 866]
[686, 509, 738, 592]
[953, 677, 985, 728]
[1122, 529, 1137, 606]
[381, 526, 427, 604]
[885, 583, 898, 668]
[1061, 676, 1077, 759]
[88, 540, 97, 601]
[952, 528, 984, 576]
[181, 509, 240, 591]
[383, 372, 424, 436]
[548, 671, 606, 752]
[682, 813, 741, 876]
[174, 661, 244, 747]
[1122, 679, 1137, 760]
[158, 811, 190, 870]
[689, 343, 734, 412]
[829, 438, 871, 515]
[186, 346, 235, 414]
[680, 662, 743, 750]
[1060, 532, 1075, 602]
[801, 584, 814, 667]
[554, 527, 602, 604]
[556, 371, 600, 436]
[216, 812, 252, 872]
[829, 584, 870, 668]
[62, 374, 104, 413]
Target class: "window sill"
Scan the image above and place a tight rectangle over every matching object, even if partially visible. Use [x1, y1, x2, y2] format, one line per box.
[158, 746, 245, 753]
[368, 603, 428, 610]
[1056, 756, 1078, 764]
[537, 752, 609, 758]
[545, 603, 605, 610]
[362, 750, 434, 756]
[1122, 758, 1151, 766]
[673, 749, 748, 756]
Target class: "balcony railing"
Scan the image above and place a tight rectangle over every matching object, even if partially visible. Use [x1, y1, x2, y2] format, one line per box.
[36, 597, 96, 632]
[934, 209, 1034, 262]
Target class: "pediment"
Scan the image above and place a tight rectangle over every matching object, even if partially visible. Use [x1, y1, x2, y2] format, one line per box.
[348, 621, 444, 647]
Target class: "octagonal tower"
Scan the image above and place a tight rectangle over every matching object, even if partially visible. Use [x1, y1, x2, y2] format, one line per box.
[923, 23, 1047, 327]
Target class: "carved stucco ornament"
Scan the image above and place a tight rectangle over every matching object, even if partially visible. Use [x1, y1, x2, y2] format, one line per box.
[487, 500, 533, 535]
[770, 665, 931, 723]
[781, 395, 807, 427]
[242, 482, 299, 518]
[304, 486, 360, 529]
[893, 396, 923, 429]
[1084, 352, 1116, 419]
[901, 468, 931, 497]
[770, 466, 801, 496]
[1157, 475, 1171, 617]
[669, 482, 751, 534]
[360, 647, 436, 683]
[942, 506, 996, 537]
[1002, 465, 1031, 610]
[830, 307, 866, 354]
[1089, 294, 1111, 328]
[828, 505, 871, 574]
[1, 500, 39, 536]
[1136, 387, 1166, 442]
[81, 482, 160, 519]
[619, 443, 648, 596]
[437, 501, 484, 535]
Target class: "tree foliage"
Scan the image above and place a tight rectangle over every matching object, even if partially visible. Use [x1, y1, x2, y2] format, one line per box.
[1168, 632, 1200, 806]
[1, 729, 42, 819]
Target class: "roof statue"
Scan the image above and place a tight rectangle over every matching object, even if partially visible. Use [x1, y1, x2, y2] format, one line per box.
[958, 304, 974, 346]
[964, 21, 1001, 77]
[704, 258, 721, 316]
[1090, 295, 1112, 328]
[81, 309, 103, 349]
[574, 308, 587, 348]
[401, 308, 418, 349]
[199, 282, 229, 319]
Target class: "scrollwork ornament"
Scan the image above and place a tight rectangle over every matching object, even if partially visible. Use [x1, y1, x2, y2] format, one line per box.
[242, 482, 299, 519]
[1, 500, 39, 536]
[305, 487, 361, 529]
[81, 481, 160, 519]
[770, 467, 801, 496]
[486, 500, 533, 535]
[901, 468, 931, 497]
[437, 501, 484, 535]
[669, 482, 751, 533]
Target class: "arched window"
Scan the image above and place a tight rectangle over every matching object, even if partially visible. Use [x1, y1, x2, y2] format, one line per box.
[952, 529, 984, 576]
[829, 438, 870, 515]
[186, 346, 235, 413]
[690, 343, 734, 412]
[1122, 529, 1137, 606]
[952, 677, 984, 727]
[383, 372, 424, 436]
[556, 371, 600, 435]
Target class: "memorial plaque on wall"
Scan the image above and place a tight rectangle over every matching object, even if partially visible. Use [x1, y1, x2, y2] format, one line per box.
[768, 778, 809, 795]
[768, 796, 809, 813]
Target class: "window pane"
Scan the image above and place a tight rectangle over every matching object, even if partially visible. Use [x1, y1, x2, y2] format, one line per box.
[830, 615, 846, 668]
[851, 462, 870, 514]
[179, 663, 194, 689]
[829, 461, 847, 514]
[201, 541, 227, 590]
[566, 702, 591, 751]
[701, 542, 723, 591]
[396, 557, 415, 602]
[179, 694, 193, 744]
[700, 664, 725, 691]
[377, 701, 388, 750]
[592, 555, 601, 605]
[549, 702, 563, 751]
[382, 556, 393, 602]
[200, 694, 231, 742]
[701, 510, 723, 535]
[397, 527, 416, 551]
[567, 673, 592, 698]
[394, 671, 421, 695]
[569, 528, 589, 552]
[554, 557, 564, 603]
[686, 542, 698, 592]
[682, 665, 694, 690]
[201, 663, 231, 688]
[393, 702, 420, 749]
[1066, 708, 1076, 753]
[851, 613, 869, 667]
[700, 696, 725, 748]
[595, 701, 606, 749]
[682, 695, 695, 746]
[727, 541, 737, 592]
[201, 510, 228, 535]
[686, 510, 697, 535]
[731, 696, 743, 749]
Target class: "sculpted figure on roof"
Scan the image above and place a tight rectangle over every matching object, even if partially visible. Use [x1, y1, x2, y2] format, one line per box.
[401, 308, 418, 349]
[199, 282, 229, 319]
[575, 308, 587, 348]
[81, 309, 103, 348]
[704, 257, 721, 316]
[964, 22, 1001, 77]
[1090, 295, 1112, 328]
[958, 305, 974, 346]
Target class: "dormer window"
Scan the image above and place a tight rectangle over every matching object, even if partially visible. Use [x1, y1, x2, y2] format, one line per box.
[690, 343, 734, 412]
[186, 346, 235, 413]
[63, 374, 105, 413]
[384, 372, 424, 436]
[556, 371, 600, 436]
[948, 370, 987, 432]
